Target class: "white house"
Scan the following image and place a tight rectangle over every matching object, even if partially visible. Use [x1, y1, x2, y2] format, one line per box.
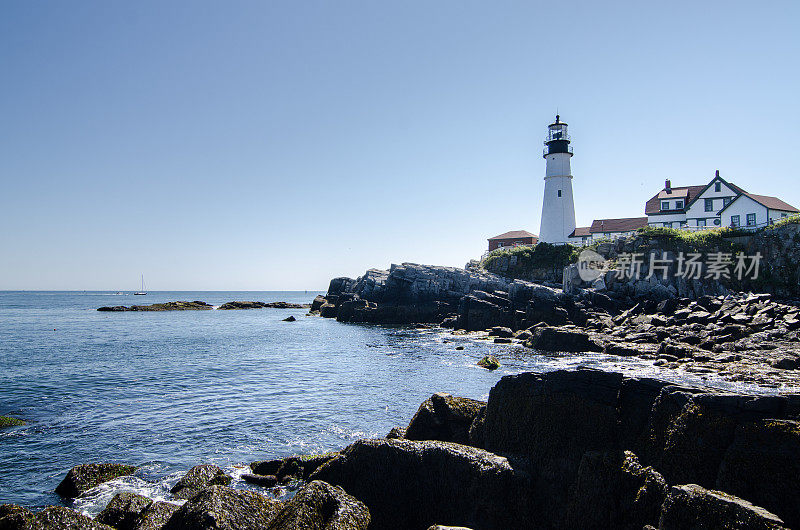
[569, 217, 648, 245]
[645, 171, 798, 230]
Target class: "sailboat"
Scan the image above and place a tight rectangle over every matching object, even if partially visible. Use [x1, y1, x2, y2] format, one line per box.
[134, 274, 147, 295]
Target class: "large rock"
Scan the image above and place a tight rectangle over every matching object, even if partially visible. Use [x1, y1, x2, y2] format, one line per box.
[310, 438, 533, 530]
[716, 419, 800, 529]
[169, 464, 232, 500]
[250, 453, 338, 483]
[131, 502, 180, 530]
[55, 463, 137, 498]
[0, 506, 118, 529]
[164, 486, 282, 530]
[526, 327, 601, 352]
[266, 480, 370, 530]
[96, 492, 153, 530]
[658, 484, 787, 529]
[563, 450, 667, 530]
[404, 393, 485, 445]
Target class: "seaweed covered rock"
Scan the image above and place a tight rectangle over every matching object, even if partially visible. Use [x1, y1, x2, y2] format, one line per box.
[266, 480, 370, 530]
[55, 463, 137, 498]
[131, 501, 180, 530]
[37, 506, 115, 529]
[310, 438, 532, 530]
[0, 504, 37, 530]
[250, 453, 338, 483]
[164, 486, 282, 530]
[658, 484, 787, 530]
[0, 416, 25, 428]
[96, 492, 153, 530]
[169, 465, 232, 500]
[477, 355, 500, 370]
[404, 393, 485, 445]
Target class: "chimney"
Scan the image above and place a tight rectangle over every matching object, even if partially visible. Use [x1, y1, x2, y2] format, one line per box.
[715, 169, 720, 178]
[665, 179, 672, 192]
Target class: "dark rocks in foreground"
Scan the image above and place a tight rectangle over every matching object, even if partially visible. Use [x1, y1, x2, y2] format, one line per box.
[55, 463, 137, 498]
[0, 504, 115, 529]
[404, 392, 485, 446]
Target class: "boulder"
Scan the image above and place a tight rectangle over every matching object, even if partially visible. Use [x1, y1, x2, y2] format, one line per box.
[169, 465, 232, 500]
[310, 438, 533, 530]
[488, 326, 513, 338]
[242, 473, 278, 488]
[319, 303, 338, 318]
[404, 393, 485, 445]
[35, 506, 115, 529]
[55, 463, 137, 498]
[282, 315, 296, 322]
[265, 480, 370, 530]
[131, 502, 180, 530]
[310, 295, 326, 312]
[477, 355, 501, 370]
[164, 486, 282, 530]
[386, 426, 407, 439]
[658, 484, 787, 529]
[96, 492, 153, 530]
[250, 453, 338, 483]
[0, 504, 37, 529]
[0, 416, 25, 428]
[526, 327, 602, 352]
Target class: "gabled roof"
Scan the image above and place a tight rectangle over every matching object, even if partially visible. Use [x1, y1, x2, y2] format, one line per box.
[570, 227, 591, 237]
[683, 173, 746, 211]
[488, 230, 538, 241]
[718, 193, 800, 215]
[589, 217, 648, 233]
[645, 185, 705, 215]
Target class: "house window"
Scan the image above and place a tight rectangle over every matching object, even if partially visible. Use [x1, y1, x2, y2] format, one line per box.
[715, 182, 721, 192]
[731, 215, 740, 227]
[558, 190, 562, 197]
[675, 200, 684, 209]
[723, 197, 732, 207]
[698, 219, 707, 227]
[704, 198, 714, 212]
[746, 213, 756, 226]
[661, 201, 670, 210]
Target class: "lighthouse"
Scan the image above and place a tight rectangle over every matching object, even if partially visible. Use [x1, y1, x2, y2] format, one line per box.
[538, 115, 576, 244]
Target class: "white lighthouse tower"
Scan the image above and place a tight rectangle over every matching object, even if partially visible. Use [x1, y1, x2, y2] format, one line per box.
[538, 115, 576, 244]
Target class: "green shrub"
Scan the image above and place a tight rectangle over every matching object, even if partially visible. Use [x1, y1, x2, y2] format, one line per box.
[481, 243, 578, 278]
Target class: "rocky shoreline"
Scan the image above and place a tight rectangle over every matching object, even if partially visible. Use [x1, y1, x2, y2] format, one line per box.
[3, 369, 798, 529]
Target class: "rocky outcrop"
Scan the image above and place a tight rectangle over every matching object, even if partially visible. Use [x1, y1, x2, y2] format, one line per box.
[131, 501, 179, 530]
[0, 416, 25, 428]
[658, 484, 787, 529]
[403, 393, 485, 445]
[97, 301, 212, 312]
[169, 464, 232, 500]
[310, 438, 533, 530]
[525, 326, 602, 352]
[250, 453, 339, 484]
[55, 463, 137, 498]
[266, 480, 370, 530]
[0, 505, 115, 529]
[164, 486, 282, 530]
[217, 301, 310, 310]
[96, 492, 153, 530]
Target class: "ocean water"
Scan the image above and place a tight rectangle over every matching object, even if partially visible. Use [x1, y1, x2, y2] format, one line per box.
[0, 291, 783, 514]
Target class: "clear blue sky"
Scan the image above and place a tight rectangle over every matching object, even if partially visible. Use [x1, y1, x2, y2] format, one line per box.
[2, 1, 798, 290]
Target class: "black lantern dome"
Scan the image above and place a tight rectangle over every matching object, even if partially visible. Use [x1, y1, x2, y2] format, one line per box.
[543, 114, 573, 158]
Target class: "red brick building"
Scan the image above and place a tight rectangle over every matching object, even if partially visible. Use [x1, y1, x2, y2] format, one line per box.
[487, 230, 538, 251]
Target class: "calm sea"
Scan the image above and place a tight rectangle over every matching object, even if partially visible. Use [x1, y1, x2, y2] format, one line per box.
[0, 290, 777, 514]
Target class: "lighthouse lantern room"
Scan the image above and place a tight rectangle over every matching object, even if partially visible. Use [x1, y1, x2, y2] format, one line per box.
[538, 115, 577, 244]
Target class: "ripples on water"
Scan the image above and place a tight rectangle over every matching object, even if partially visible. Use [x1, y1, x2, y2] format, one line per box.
[0, 291, 787, 513]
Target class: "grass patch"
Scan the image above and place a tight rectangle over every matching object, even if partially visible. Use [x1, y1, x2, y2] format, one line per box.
[481, 243, 578, 279]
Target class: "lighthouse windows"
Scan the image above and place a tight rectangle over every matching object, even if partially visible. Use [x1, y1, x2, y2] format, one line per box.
[558, 190, 562, 197]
